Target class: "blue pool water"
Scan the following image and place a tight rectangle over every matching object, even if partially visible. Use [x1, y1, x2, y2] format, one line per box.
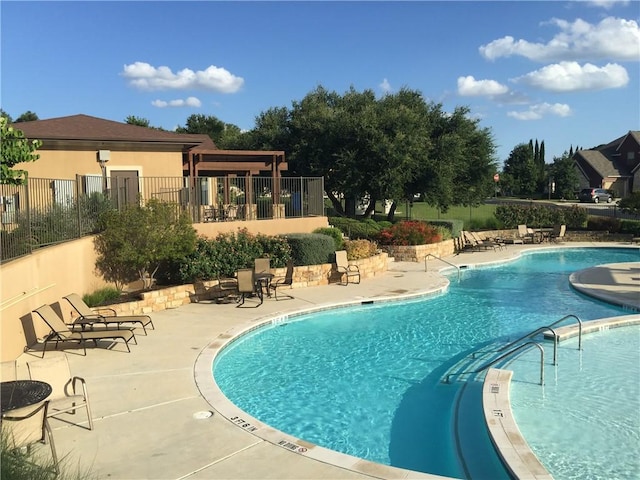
[213, 248, 639, 479]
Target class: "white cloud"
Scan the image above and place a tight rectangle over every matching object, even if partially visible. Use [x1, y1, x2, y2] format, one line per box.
[379, 78, 392, 93]
[122, 62, 244, 93]
[479, 16, 640, 62]
[152, 96, 202, 108]
[587, 0, 630, 9]
[457, 75, 509, 96]
[507, 102, 572, 120]
[514, 61, 629, 92]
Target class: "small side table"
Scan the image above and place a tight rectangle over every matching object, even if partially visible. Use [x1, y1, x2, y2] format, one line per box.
[1, 380, 52, 414]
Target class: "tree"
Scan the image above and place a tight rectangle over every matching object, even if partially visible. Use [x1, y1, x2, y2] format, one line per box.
[503, 143, 537, 196]
[549, 151, 580, 199]
[176, 114, 228, 146]
[94, 199, 197, 290]
[15, 111, 39, 123]
[125, 115, 150, 127]
[0, 117, 42, 185]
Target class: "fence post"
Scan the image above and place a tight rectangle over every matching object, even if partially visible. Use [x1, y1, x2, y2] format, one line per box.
[75, 174, 82, 238]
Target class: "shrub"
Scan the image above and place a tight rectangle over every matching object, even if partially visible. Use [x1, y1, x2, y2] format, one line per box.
[313, 227, 345, 250]
[159, 229, 292, 284]
[285, 233, 335, 265]
[345, 239, 378, 260]
[620, 219, 640, 236]
[83, 287, 122, 307]
[424, 219, 462, 238]
[495, 204, 587, 228]
[328, 216, 383, 240]
[377, 220, 442, 246]
[618, 192, 640, 216]
[587, 216, 622, 233]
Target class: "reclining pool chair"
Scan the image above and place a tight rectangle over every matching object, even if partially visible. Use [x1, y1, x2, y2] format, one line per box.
[63, 293, 154, 335]
[32, 304, 136, 356]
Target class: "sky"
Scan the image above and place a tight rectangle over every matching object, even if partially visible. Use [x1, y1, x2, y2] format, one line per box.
[1, 0, 639, 165]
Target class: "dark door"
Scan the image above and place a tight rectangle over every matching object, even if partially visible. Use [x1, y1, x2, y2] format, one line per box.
[110, 170, 140, 206]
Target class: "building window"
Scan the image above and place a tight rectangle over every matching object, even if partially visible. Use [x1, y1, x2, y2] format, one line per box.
[627, 151, 636, 160]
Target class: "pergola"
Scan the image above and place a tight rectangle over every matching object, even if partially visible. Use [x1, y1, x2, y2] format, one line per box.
[184, 143, 289, 214]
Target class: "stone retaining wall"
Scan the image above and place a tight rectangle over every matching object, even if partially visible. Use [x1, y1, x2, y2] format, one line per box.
[381, 239, 456, 262]
[106, 252, 389, 315]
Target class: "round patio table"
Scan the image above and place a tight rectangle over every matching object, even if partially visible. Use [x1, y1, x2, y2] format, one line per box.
[1, 380, 52, 414]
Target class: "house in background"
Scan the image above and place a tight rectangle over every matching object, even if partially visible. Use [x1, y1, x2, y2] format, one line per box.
[573, 130, 640, 198]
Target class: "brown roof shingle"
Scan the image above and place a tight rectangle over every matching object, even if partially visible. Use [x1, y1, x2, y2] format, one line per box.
[13, 114, 211, 147]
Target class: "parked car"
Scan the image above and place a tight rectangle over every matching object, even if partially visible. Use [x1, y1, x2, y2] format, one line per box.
[578, 188, 613, 203]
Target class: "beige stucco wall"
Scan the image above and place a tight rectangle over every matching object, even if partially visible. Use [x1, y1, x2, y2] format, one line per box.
[0, 217, 329, 361]
[23, 149, 183, 180]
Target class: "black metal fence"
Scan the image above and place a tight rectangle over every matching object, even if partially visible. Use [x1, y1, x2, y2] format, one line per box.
[0, 175, 324, 264]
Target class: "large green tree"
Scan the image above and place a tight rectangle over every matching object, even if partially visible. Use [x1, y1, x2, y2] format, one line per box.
[0, 117, 42, 185]
[549, 151, 580, 199]
[502, 143, 538, 196]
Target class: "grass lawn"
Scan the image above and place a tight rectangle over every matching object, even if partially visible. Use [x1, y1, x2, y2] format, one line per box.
[376, 201, 498, 228]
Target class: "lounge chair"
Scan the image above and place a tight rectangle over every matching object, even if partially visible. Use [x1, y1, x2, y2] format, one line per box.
[1, 401, 58, 473]
[32, 304, 136, 356]
[470, 232, 504, 251]
[335, 250, 360, 285]
[236, 268, 263, 307]
[27, 352, 93, 430]
[269, 260, 294, 300]
[462, 231, 490, 251]
[63, 293, 154, 335]
[550, 224, 566, 243]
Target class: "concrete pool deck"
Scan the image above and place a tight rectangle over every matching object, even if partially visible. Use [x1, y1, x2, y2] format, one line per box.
[14, 242, 639, 479]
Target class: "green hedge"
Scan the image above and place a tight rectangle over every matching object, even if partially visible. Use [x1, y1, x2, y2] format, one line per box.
[495, 204, 588, 228]
[284, 233, 335, 265]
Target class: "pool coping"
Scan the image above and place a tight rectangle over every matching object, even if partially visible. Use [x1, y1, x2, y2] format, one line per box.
[194, 246, 639, 480]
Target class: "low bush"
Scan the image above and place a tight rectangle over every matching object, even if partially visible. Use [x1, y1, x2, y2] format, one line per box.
[377, 220, 442, 246]
[83, 286, 122, 307]
[158, 229, 291, 284]
[313, 227, 345, 250]
[344, 239, 378, 260]
[495, 204, 588, 228]
[285, 233, 335, 265]
[620, 219, 640, 236]
[587, 216, 622, 233]
[618, 192, 640, 216]
[328, 217, 383, 240]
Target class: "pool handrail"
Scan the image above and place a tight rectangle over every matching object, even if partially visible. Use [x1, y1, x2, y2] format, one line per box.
[497, 314, 583, 365]
[445, 341, 545, 385]
[424, 253, 461, 281]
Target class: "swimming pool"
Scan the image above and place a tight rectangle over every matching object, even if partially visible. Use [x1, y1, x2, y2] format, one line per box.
[213, 247, 639, 479]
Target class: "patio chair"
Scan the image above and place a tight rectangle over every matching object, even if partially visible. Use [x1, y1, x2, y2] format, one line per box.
[214, 275, 239, 303]
[1, 401, 58, 473]
[1, 360, 17, 381]
[269, 260, 295, 300]
[63, 293, 154, 335]
[550, 224, 566, 243]
[335, 250, 360, 285]
[236, 268, 263, 307]
[27, 352, 93, 430]
[32, 304, 136, 356]
[517, 224, 535, 244]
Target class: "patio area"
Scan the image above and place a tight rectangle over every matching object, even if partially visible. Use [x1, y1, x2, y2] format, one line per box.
[12, 242, 639, 480]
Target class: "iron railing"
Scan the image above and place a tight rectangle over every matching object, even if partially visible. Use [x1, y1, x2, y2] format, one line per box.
[0, 175, 325, 264]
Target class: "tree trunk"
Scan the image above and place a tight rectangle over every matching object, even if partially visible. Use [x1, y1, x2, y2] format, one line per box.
[386, 201, 398, 222]
[363, 196, 377, 218]
[327, 192, 344, 216]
